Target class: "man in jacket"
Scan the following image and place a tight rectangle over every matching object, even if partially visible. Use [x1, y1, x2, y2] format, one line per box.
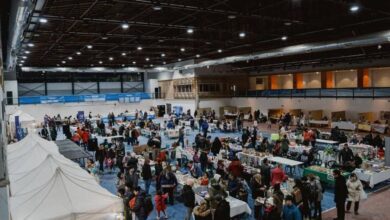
[271, 164, 287, 186]
[141, 158, 152, 194]
[333, 169, 348, 220]
[131, 186, 147, 220]
[282, 195, 302, 220]
[181, 179, 195, 220]
[261, 158, 271, 186]
[227, 156, 244, 178]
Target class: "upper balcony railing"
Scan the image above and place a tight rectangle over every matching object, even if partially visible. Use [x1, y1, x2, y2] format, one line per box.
[232, 87, 390, 99]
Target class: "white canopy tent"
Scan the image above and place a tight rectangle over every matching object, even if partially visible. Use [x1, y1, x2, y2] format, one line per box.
[8, 110, 36, 139]
[7, 134, 124, 220]
[8, 110, 36, 124]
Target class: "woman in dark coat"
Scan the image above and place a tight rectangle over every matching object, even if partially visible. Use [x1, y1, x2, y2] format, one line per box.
[211, 137, 223, 156]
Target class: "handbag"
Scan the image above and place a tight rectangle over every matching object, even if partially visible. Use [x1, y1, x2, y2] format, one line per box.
[360, 189, 368, 200]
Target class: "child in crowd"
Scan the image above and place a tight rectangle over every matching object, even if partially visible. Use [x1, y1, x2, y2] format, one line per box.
[154, 189, 169, 219]
[200, 173, 209, 186]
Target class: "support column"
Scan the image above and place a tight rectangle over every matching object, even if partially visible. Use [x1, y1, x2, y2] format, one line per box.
[96, 74, 100, 94]
[71, 73, 75, 95]
[120, 73, 124, 93]
[44, 72, 48, 95]
[357, 68, 371, 88]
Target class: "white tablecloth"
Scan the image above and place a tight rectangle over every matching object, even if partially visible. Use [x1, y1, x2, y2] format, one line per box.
[92, 134, 124, 144]
[354, 169, 390, 188]
[372, 124, 388, 134]
[331, 121, 356, 130]
[316, 139, 339, 145]
[269, 156, 303, 166]
[195, 194, 251, 217]
[309, 120, 329, 125]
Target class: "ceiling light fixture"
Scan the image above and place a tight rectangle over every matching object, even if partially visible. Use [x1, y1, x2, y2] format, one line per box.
[150, 64, 154, 67]
[163, 61, 166, 65]
[27, 43, 34, 47]
[281, 36, 288, 41]
[180, 48, 185, 52]
[137, 46, 142, 50]
[24, 51, 30, 54]
[87, 45, 93, 49]
[196, 54, 200, 58]
[68, 56, 73, 60]
[217, 49, 222, 53]
[132, 61, 136, 64]
[101, 36, 108, 40]
[161, 53, 165, 57]
[22, 56, 27, 59]
[18, 64, 23, 67]
[239, 32, 246, 38]
[56, 64, 60, 67]
[378, 44, 382, 49]
[109, 57, 114, 61]
[99, 61, 103, 64]
[284, 22, 292, 26]
[39, 18, 48, 23]
[350, 5, 359, 12]
[187, 28, 194, 34]
[121, 23, 129, 29]
[178, 58, 182, 61]
[20, 60, 25, 63]
[90, 64, 94, 67]
[121, 52, 126, 56]
[145, 57, 150, 61]
[62, 61, 66, 64]
[228, 15, 236, 19]
[122, 64, 125, 67]
[152, 2, 162, 11]
[76, 51, 81, 55]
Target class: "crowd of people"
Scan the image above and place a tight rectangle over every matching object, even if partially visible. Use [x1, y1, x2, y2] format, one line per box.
[34, 108, 386, 220]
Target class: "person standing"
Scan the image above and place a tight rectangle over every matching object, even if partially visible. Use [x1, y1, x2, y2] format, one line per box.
[346, 173, 363, 215]
[201, 120, 209, 138]
[261, 158, 271, 186]
[160, 167, 178, 205]
[308, 174, 323, 220]
[282, 195, 302, 220]
[333, 169, 348, 220]
[141, 158, 153, 194]
[181, 179, 196, 220]
[271, 164, 287, 186]
[95, 144, 106, 173]
[154, 190, 169, 219]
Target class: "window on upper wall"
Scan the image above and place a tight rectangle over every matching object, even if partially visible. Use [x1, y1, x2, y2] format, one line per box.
[175, 84, 192, 93]
[256, 78, 264, 84]
[198, 83, 220, 92]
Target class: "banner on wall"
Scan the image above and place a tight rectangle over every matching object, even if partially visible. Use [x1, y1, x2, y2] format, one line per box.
[77, 111, 85, 122]
[18, 92, 151, 105]
[15, 116, 23, 141]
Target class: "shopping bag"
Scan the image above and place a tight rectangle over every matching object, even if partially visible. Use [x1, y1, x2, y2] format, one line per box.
[360, 190, 368, 200]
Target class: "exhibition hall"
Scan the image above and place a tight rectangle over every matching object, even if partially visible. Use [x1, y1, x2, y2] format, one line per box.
[0, 1, 390, 220]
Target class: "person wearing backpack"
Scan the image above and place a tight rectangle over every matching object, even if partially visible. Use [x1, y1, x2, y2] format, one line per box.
[308, 174, 323, 220]
[181, 179, 196, 220]
[131, 186, 153, 220]
[293, 178, 311, 219]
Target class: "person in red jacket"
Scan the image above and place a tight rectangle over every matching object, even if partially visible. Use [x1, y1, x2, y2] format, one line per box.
[81, 129, 90, 150]
[154, 189, 169, 219]
[227, 156, 244, 178]
[271, 164, 287, 186]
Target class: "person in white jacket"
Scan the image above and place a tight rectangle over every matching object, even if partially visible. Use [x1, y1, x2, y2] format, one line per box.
[346, 173, 364, 215]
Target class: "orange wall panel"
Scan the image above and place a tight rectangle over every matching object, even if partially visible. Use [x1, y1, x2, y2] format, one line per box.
[270, 75, 278, 90]
[326, 71, 334, 88]
[363, 68, 370, 87]
[296, 73, 304, 89]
